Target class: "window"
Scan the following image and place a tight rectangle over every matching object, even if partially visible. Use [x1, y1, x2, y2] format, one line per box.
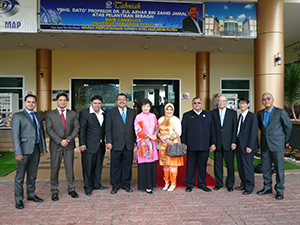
[0, 76, 24, 110]
[71, 78, 119, 113]
[220, 78, 252, 110]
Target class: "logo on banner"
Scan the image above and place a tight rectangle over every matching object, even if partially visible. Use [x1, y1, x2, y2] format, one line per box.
[105, 1, 112, 8]
[0, 0, 20, 17]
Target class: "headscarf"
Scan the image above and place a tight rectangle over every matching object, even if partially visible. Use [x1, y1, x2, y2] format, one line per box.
[164, 103, 175, 119]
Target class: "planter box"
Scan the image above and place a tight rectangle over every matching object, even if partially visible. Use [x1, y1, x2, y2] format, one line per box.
[289, 121, 300, 150]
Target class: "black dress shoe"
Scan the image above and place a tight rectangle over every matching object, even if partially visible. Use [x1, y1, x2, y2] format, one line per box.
[27, 195, 43, 202]
[15, 200, 24, 209]
[257, 188, 272, 195]
[235, 186, 245, 190]
[227, 187, 234, 192]
[93, 184, 109, 190]
[198, 186, 212, 192]
[185, 187, 193, 192]
[214, 186, 222, 191]
[123, 187, 133, 192]
[85, 191, 92, 196]
[68, 191, 79, 198]
[111, 188, 118, 194]
[243, 191, 252, 195]
[51, 193, 59, 201]
[276, 192, 284, 200]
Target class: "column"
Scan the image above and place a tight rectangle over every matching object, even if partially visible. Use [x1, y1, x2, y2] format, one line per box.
[196, 52, 210, 110]
[36, 49, 52, 111]
[254, 0, 284, 112]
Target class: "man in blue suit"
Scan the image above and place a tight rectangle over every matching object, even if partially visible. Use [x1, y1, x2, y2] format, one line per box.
[182, 97, 216, 192]
[235, 97, 258, 195]
[257, 92, 292, 200]
[11, 94, 47, 209]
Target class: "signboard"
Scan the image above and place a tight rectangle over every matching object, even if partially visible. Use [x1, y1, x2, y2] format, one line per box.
[205, 2, 256, 38]
[40, 0, 203, 34]
[0, 0, 37, 33]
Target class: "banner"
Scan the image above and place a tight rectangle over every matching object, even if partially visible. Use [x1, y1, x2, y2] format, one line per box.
[0, 0, 37, 33]
[40, 0, 203, 34]
[205, 2, 256, 38]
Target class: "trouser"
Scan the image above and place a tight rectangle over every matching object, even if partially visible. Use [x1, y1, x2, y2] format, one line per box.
[50, 148, 75, 193]
[15, 144, 40, 201]
[163, 166, 178, 186]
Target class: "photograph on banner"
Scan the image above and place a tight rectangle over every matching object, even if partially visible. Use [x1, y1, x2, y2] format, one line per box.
[40, 0, 203, 34]
[205, 2, 256, 38]
[0, 0, 37, 33]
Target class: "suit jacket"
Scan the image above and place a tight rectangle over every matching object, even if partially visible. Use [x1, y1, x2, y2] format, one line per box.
[257, 107, 292, 152]
[212, 108, 237, 151]
[79, 108, 106, 154]
[11, 110, 46, 156]
[105, 107, 136, 150]
[237, 111, 259, 154]
[182, 16, 203, 33]
[45, 109, 80, 151]
[181, 109, 216, 151]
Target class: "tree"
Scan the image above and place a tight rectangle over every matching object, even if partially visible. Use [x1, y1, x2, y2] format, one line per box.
[284, 63, 300, 120]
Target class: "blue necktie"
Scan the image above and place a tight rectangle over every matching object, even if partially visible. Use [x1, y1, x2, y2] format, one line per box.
[220, 110, 224, 126]
[30, 112, 39, 143]
[122, 109, 126, 124]
[265, 111, 270, 127]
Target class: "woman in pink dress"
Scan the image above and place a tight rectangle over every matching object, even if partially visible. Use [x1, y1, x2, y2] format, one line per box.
[134, 98, 159, 194]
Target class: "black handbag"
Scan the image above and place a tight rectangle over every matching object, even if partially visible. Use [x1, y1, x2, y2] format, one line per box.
[166, 137, 187, 157]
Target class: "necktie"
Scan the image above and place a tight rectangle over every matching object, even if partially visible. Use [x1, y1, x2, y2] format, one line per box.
[220, 110, 224, 126]
[30, 112, 39, 143]
[265, 111, 270, 127]
[237, 114, 243, 137]
[122, 109, 126, 124]
[61, 109, 66, 131]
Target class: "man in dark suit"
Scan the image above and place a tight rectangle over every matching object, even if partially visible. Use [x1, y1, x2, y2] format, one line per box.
[45, 93, 80, 201]
[235, 97, 258, 195]
[12, 94, 47, 209]
[79, 95, 108, 196]
[182, 97, 216, 192]
[182, 5, 203, 34]
[105, 93, 136, 194]
[212, 95, 237, 192]
[257, 92, 292, 200]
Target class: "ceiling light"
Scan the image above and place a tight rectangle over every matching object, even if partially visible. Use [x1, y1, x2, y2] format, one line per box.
[144, 45, 148, 50]
[146, 36, 151, 39]
[102, 44, 106, 49]
[182, 46, 187, 51]
[218, 47, 223, 51]
[50, 33, 55, 37]
[191, 37, 196, 40]
[61, 44, 66, 48]
[19, 43, 25, 47]
[97, 35, 102, 38]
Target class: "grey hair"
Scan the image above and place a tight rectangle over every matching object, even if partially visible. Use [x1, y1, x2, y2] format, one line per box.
[192, 97, 202, 103]
[217, 94, 227, 101]
[261, 92, 274, 100]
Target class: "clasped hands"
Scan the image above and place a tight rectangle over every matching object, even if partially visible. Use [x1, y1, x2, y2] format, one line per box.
[60, 139, 70, 147]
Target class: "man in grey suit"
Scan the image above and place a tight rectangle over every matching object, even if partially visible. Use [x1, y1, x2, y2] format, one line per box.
[12, 94, 47, 209]
[105, 93, 136, 194]
[46, 93, 80, 201]
[257, 92, 292, 200]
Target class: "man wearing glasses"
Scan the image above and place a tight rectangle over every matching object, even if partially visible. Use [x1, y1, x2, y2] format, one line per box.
[105, 93, 136, 194]
[182, 97, 216, 192]
[257, 92, 292, 200]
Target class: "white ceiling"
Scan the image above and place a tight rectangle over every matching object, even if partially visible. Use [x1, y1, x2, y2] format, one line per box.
[0, 0, 299, 54]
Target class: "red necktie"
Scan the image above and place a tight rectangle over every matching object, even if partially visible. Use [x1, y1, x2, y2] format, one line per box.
[61, 109, 66, 131]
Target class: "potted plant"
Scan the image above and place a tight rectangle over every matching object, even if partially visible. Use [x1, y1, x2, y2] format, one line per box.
[37, 110, 50, 121]
[284, 63, 300, 120]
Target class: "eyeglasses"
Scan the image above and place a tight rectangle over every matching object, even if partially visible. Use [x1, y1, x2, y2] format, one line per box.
[193, 102, 202, 104]
[262, 97, 272, 101]
[117, 98, 127, 101]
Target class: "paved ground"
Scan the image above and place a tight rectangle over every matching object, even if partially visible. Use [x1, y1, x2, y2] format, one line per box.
[1, 174, 300, 225]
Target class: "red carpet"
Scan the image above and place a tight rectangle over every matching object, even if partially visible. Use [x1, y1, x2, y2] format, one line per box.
[156, 155, 216, 188]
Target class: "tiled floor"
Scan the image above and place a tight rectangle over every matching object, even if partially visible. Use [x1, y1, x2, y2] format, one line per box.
[1, 130, 300, 224]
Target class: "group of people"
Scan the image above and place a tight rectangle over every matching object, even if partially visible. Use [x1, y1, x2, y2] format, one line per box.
[11, 91, 292, 210]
